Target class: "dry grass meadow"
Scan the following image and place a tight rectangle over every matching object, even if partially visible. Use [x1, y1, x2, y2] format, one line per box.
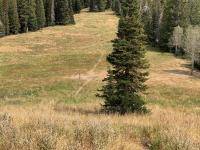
[0, 10, 200, 150]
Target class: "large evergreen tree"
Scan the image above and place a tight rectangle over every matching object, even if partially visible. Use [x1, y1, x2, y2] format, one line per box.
[189, 0, 200, 26]
[27, 0, 38, 31]
[98, 0, 149, 114]
[44, 0, 55, 26]
[55, 0, 75, 25]
[8, 0, 20, 34]
[72, 0, 82, 13]
[1, 0, 9, 35]
[35, 0, 46, 29]
[112, 0, 121, 15]
[159, 0, 181, 50]
[17, 0, 29, 32]
[89, 0, 106, 12]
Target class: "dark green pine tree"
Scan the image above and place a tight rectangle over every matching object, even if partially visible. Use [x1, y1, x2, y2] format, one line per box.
[89, 0, 106, 12]
[35, 0, 46, 29]
[17, 0, 29, 33]
[112, 0, 121, 16]
[68, 0, 75, 24]
[105, 0, 112, 9]
[98, 0, 149, 114]
[72, 0, 81, 13]
[89, 0, 96, 11]
[43, 0, 55, 26]
[189, 0, 200, 26]
[97, 0, 106, 11]
[82, 0, 89, 8]
[8, 0, 20, 34]
[27, 0, 38, 31]
[159, 0, 180, 50]
[1, 0, 9, 35]
[141, 1, 154, 44]
[55, 0, 75, 25]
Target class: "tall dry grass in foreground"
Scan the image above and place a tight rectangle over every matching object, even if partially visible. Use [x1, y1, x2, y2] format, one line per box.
[0, 103, 199, 150]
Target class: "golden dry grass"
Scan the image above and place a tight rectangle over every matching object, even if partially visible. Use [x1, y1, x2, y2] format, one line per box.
[0, 10, 200, 150]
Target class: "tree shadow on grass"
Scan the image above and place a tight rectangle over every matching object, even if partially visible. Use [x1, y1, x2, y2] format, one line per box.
[180, 63, 192, 69]
[54, 103, 103, 115]
[163, 69, 191, 76]
[164, 67, 200, 79]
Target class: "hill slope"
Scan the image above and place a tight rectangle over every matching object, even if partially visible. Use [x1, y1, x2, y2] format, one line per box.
[0, 10, 200, 150]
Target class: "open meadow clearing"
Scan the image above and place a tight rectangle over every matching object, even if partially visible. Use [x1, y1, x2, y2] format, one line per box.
[0, 10, 200, 150]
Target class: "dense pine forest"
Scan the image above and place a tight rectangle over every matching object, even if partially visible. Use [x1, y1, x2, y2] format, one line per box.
[0, 0, 200, 149]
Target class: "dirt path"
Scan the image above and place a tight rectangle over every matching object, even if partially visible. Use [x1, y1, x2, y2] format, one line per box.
[73, 50, 105, 96]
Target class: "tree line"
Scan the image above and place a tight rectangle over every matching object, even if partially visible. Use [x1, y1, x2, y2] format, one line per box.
[0, 0, 88, 36]
[111, 0, 200, 72]
[0, 0, 118, 37]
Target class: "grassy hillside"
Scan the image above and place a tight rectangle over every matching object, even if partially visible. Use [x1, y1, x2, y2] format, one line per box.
[0, 10, 200, 150]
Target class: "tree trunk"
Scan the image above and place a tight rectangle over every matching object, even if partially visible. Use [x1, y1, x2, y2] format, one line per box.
[191, 52, 195, 75]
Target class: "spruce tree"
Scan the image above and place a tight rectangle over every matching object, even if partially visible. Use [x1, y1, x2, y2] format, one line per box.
[68, 0, 75, 24]
[27, 0, 38, 31]
[82, 0, 89, 8]
[97, 0, 106, 11]
[44, 0, 55, 26]
[17, 0, 29, 33]
[89, 0, 106, 12]
[159, 0, 180, 50]
[8, 0, 20, 34]
[105, 0, 112, 9]
[112, 0, 121, 16]
[35, 0, 46, 29]
[98, 0, 149, 114]
[1, 0, 9, 35]
[141, 1, 154, 44]
[190, 0, 200, 26]
[55, 0, 75, 25]
[72, 0, 81, 13]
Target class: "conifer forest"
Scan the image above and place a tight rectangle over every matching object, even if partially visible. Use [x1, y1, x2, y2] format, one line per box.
[0, 0, 200, 150]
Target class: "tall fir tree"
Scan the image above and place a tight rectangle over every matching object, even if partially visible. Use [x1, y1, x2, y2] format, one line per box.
[98, 0, 149, 114]
[17, 0, 29, 32]
[55, 0, 75, 25]
[105, 0, 112, 9]
[8, 0, 20, 34]
[68, 0, 75, 24]
[72, 0, 81, 13]
[112, 0, 121, 16]
[141, 0, 154, 44]
[44, 0, 55, 26]
[189, 0, 200, 26]
[1, 0, 9, 35]
[97, 0, 106, 11]
[89, 0, 106, 12]
[159, 0, 180, 50]
[27, 0, 38, 31]
[35, 0, 46, 29]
